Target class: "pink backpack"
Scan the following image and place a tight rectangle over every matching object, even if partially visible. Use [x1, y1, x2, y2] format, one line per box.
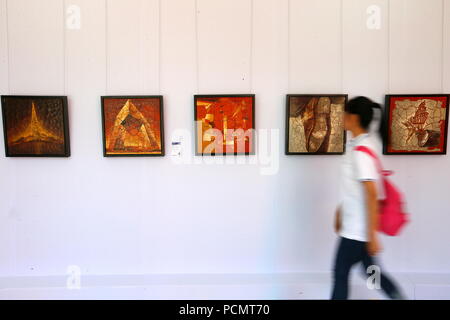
[354, 146, 409, 236]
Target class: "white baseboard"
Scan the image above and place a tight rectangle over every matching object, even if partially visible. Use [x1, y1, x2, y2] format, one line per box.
[0, 272, 449, 300]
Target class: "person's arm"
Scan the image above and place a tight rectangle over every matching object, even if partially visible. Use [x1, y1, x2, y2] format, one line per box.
[362, 180, 381, 256]
[334, 205, 341, 234]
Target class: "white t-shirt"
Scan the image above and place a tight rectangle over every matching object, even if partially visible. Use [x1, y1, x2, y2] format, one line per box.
[338, 132, 385, 242]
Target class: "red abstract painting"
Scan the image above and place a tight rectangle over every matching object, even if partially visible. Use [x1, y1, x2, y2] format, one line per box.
[195, 95, 255, 155]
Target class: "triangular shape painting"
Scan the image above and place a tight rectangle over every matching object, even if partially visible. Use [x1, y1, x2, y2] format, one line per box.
[101, 96, 164, 156]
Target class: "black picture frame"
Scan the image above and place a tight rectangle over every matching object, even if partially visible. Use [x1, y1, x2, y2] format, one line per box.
[285, 94, 347, 155]
[194, 94, 256, 156]
[383, 94, 450, 155]
[1, 95, 71, 157]
[101, 95, 165, 157]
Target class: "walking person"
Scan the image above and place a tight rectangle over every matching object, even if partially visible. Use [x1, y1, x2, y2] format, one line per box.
[331, 96, 404, 300]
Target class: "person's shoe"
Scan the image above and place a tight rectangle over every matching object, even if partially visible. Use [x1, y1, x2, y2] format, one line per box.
[389, 291, 406, 300]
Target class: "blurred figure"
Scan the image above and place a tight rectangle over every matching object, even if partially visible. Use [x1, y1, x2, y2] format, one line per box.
[331, 96, 404, 300]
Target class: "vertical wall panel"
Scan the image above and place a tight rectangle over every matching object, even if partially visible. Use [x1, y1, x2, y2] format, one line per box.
[0, 0, 8, 155]
[0, 0, 14, 276]
[65, 0, 106, 158]
[0, 0, 7, 93]
[142, 0, 160, 93]
[197, 0, 252, 93]
[389, 0, 443, 92]
[8, 0, 64, 94]
[289, 0, 342, 93]
[247, 0, 289, 272]
[444, 0, 450, 92]
[64, 0, 127, 275]
[147, 0, 198, 273]
[106, 0, 159, 94]
[106, 0, 139, 92]
[252, 0, 289, 123]
[342, 0, 389, 102]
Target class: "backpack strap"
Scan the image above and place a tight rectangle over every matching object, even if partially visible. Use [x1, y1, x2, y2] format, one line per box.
[354, 146, 393, 177]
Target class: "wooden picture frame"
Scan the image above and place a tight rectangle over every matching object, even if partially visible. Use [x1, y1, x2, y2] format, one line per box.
[194, 94, 255, 156]
[101, 96, 165, 157]
[285, 94, 347, 155]
[383, 94, 449, 155]
[1, 95, 70, 157]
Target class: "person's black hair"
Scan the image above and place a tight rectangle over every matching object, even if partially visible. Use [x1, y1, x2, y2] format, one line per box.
[346, 96, 385, 140]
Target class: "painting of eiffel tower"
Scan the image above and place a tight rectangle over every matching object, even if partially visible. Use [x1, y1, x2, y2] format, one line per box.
[1, 96, 70, 157]
[101, 96, 164, 156]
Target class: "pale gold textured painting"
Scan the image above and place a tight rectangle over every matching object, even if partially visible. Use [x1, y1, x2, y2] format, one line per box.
[385, 95, 449, 154]
[286, 95, 346, 154]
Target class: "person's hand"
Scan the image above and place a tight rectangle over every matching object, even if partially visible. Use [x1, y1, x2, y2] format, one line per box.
[334, 207, 341, 234]
[367, 235, 382, 256]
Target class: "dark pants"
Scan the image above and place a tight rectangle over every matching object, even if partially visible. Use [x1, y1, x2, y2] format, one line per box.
[331, 236, 401, 300]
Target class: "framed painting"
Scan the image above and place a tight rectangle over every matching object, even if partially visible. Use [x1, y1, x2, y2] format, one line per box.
[1, 95, 70, 157]
[194, 94, 255, 156]
[285, 94, 347, 155]
[101, 96, 165, 156]
[384, 94, 449, 155]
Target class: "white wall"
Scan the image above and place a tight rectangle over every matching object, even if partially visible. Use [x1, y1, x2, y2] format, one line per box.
[0, 0, 449, 278]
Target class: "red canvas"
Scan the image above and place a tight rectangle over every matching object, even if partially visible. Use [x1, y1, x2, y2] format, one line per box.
[195, 95, 255, 155]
